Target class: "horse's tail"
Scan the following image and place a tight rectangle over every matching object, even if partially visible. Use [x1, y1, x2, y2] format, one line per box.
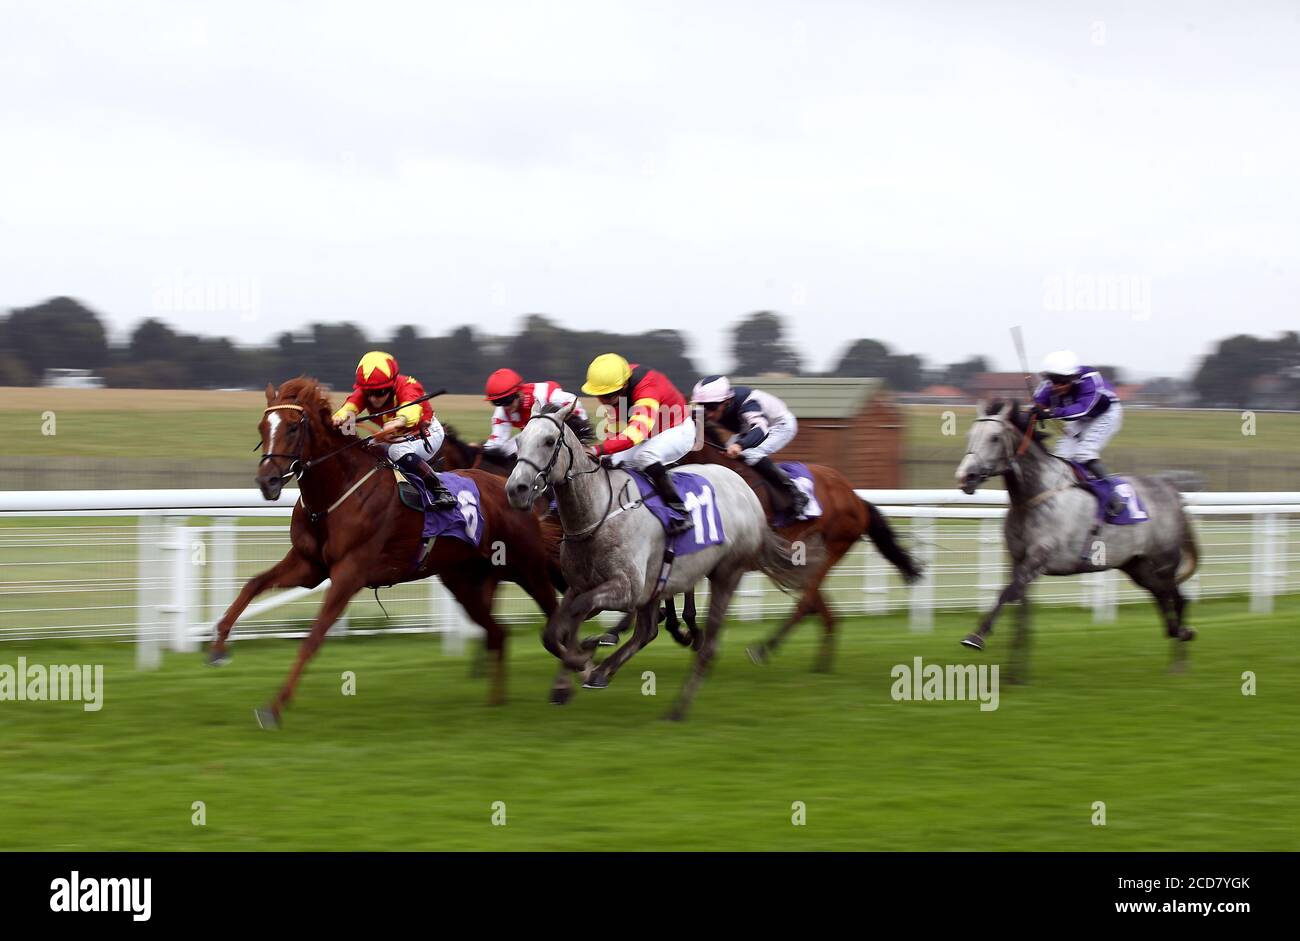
[860, 498, 924, 584]
[1176, 526, 1199, 584]
[757, 529, 824, 592]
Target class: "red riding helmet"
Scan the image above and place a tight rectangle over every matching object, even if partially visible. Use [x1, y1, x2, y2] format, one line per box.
[484, 368, 524, 401]
[355, 351, 399, 390]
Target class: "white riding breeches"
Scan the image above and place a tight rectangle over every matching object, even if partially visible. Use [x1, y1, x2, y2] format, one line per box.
[606, 417, 698, 470]
[385, 418, 445, 463]
[483, 435, 519, 460]
[1052, 404, 1122, 463]
[738, 416, 798, 465]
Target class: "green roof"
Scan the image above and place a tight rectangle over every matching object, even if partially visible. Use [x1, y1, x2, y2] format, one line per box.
[730, 376, 885, 419]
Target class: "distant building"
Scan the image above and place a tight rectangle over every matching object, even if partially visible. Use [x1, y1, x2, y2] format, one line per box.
[730, 376, 903, 487]
[897, 384, 968, 406]
[968, 372, 1034, 403]
[42, 368, 105, 389]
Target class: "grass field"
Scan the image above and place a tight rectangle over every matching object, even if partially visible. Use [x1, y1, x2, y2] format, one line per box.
[1, 596, 1296, 851]
[5, 387, 1298, 463]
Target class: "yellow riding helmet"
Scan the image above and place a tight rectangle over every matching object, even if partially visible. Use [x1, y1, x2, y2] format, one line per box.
[582, 353, 632, 396]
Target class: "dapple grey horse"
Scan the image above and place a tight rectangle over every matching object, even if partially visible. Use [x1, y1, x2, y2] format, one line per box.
[955, 401, 1198, 676]
[506, 402, 816, 720]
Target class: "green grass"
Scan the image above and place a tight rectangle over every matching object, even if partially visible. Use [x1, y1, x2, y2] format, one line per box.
[1, 596, 1296, 851]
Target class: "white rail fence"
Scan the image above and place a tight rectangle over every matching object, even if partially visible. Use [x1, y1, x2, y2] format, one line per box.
[1, 489, 1296, 670]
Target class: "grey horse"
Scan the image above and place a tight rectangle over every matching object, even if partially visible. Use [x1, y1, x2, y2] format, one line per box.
[955, 400, 1198, 674]
[505, 402, 816, 720]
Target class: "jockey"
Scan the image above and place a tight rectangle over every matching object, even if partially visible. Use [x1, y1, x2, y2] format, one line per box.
[482, 368, 595, 458]
[581, 353, 697, 535]
[1033, 350, 1125, 513]
[691, 375, 808, 517]
[330, 351, 456, 509]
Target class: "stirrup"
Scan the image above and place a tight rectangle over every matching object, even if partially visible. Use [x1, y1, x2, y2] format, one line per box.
[427, 480, 457, 508]
[666, 507, 694, 534]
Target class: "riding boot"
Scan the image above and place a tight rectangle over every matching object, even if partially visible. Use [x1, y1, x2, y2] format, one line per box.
[644, 462, 694, 535]
[753, 456, 808, 517]
[397, 454, 457, 509]
[1085, 459, 1125, 517]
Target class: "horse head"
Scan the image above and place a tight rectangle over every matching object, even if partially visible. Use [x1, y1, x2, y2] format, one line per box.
[505, 398, 583, 510]
[256, 377, 339, 501]
[955, 399, 1043, 494]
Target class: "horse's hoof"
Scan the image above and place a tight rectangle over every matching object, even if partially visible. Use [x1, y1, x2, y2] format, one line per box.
[690, 632, 704, 652]
[582, 673, 609, 690]
[550, 686, 573, 706]
[667, 629, 692, 648]
[597, 633, 619, 647]
[207, 649, 230, 667]
[811, 659, 832, 674]
[253, 706, 280, 730]
[1179, 627, 1196, 642]
[960, 634, 985, 650]
[746, 645, 768, 665]
[664, 707, 686, 722]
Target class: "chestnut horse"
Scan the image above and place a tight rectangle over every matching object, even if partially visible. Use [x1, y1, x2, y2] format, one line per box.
[672, 424, 923, 671]
[208, 377, 563, 727]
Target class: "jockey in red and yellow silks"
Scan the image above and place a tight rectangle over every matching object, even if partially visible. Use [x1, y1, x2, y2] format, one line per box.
[482, 368, 595, 458]
[581, 353, 697, 534]
[330, 351, 455, 508]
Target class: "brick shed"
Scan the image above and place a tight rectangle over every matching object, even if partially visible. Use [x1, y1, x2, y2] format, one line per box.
[730, 377, 903, 488]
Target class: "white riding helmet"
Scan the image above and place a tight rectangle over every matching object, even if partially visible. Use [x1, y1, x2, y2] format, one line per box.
[1040, 350, 1082, 379]
[691, 375, 733, 404]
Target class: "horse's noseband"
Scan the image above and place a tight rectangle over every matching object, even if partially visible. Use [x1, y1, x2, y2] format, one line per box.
[514, 413, 570, 494]
[260, 404, 311, 483]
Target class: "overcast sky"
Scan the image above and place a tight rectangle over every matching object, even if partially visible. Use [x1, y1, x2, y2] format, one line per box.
[1, 1, 1297, 378]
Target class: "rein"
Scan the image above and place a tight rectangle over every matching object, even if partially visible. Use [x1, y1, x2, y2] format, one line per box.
[516, 412, 635, 542]
[969, 413, 1074, 510]
[260, 402, 387, 523]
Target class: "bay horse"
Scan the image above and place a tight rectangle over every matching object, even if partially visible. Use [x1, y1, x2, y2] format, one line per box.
[208, 377, 563, 727]
[506, 401, 819, 720]
[955, 400, 1198, 676]
[666, 422, 923, 671]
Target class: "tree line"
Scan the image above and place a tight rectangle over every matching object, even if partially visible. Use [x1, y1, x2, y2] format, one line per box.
[0, 297, 1296, 407]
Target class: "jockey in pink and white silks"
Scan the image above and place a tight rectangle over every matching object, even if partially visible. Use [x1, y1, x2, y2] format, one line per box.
[691, 375, 809, 517]
[1032, 350, 1125, 514]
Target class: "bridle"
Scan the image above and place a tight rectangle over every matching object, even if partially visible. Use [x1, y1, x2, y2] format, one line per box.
[965, 412, 1074, 508]
[258, 400, 386, 522]
[259, 404, 310, 482]
[963, 413, 1036, 484]
[515, 411, 634, 541]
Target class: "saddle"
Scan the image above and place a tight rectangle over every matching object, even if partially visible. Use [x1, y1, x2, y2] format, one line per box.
[1064, 461, 1148, 525]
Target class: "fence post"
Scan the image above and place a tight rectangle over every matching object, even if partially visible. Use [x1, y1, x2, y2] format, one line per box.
[136, 516, 163, 670]
[863, 539, 887, 615]
[977, 517, 1001, 613]
[162, 516, 199, 653]
[1250, 512, 1276, 614]
[909, 516, 934, 632]
[206, 517, 237, 645]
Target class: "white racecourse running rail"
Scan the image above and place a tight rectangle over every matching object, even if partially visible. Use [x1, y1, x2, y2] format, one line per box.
[0, 488, 1296, 669]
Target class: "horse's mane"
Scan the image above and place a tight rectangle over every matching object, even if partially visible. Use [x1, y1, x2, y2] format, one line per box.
[983, 399, 1051, 443]
[276, 376, 336, 423]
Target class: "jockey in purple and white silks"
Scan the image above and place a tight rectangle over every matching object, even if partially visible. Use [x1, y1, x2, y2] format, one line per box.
[691, 375, 809, 517]
[1033, 350, 1125, 513]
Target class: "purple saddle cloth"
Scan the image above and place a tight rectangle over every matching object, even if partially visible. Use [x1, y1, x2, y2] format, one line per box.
[405, 472, 484, 546]
[625, 469, 727, 556]
[1065, 461, 1149, 525]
